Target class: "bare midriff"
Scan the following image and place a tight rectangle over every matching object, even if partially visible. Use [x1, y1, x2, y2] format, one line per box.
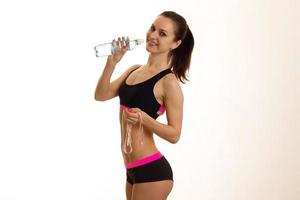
[119, 108, 160, 163]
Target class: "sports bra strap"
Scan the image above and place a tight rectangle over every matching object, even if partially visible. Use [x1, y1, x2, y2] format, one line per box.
[147, 68, 172, 86]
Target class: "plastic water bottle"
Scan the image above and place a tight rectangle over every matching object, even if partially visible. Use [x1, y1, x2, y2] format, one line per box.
[94, 37, 144, 57]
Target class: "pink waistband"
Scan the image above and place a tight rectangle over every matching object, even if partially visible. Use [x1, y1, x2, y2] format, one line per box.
[125, 152, 163, 169]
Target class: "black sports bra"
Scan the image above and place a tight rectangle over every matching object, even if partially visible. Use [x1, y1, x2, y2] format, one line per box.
[118, 66, 173, 119]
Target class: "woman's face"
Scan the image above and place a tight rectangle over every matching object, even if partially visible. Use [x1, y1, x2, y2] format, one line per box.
[146, 16, 181, 54]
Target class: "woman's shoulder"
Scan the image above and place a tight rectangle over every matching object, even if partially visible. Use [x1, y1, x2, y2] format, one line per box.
[121, 64, 142, 77]
[162, 71, 181, 91]
[127, 64, 142, 72]
[162, 72, 183, 102]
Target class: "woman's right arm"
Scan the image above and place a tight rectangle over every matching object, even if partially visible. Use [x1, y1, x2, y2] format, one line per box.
[94, 37, 131, 101]
[94, 61, 139, 101]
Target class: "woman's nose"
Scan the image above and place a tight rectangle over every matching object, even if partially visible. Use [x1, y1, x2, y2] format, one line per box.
[148, 30, 158, 39]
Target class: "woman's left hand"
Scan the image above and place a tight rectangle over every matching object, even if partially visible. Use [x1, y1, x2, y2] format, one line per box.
[124, 108, 143, 125]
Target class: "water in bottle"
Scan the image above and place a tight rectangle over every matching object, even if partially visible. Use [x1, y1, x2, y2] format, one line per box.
[94, 37, 144, 57]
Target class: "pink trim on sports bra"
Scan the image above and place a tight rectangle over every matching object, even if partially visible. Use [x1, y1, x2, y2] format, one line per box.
[157, 105, 166, 113]
[120, 104, 144, 154]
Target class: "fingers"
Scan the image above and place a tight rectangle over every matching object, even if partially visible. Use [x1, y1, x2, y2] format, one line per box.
[125, 109, 138, 118]
[121, 36, 129, 52]
[112, 37, 128, 52]
[124, 109, 140, 124]
[127, 118, 137, 124]
[130, 107, 142, 113]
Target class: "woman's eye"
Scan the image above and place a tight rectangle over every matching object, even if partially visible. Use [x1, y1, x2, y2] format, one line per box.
[150, 26, 155, 31]
[160, 32, 166, 36]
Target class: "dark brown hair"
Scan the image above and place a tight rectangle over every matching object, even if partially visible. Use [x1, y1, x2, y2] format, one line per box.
[160, 11, 194, 83]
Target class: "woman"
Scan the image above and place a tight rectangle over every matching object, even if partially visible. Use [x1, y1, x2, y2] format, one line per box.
[94, 11, 194, 200]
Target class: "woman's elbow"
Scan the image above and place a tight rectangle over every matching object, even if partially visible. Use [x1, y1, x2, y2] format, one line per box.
[169, 132, 181, 144]
[94, 93, 106, 101]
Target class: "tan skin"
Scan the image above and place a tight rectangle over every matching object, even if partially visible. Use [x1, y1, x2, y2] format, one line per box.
[95, 16, 184, 200]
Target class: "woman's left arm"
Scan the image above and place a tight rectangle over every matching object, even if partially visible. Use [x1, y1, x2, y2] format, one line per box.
[139, 76, 184, 144]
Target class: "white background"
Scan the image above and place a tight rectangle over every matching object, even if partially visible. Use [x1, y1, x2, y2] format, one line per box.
[0, 0, 299, 199]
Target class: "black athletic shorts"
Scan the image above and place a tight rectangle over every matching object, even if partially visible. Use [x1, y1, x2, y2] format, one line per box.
[126, 156, 173, 185]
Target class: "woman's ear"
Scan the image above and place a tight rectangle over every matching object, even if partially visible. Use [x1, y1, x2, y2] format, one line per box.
[172, 39, 182, 50]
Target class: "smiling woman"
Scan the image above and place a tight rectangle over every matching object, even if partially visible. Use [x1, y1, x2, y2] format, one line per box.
[94, 11, 194, 200]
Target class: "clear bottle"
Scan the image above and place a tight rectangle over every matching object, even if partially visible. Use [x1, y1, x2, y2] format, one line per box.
[94, 37, 144, 57]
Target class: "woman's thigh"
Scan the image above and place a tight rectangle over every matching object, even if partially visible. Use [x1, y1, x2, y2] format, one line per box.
[132, 180, 173, 200]
[126, 182, 133, 200]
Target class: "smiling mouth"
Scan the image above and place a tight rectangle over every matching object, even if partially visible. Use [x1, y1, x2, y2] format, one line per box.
[147, 41, 157, 46]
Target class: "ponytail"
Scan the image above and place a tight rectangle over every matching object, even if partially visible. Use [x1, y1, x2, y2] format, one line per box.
[170, 27, 194, 83]
[160, 11, 194, 84]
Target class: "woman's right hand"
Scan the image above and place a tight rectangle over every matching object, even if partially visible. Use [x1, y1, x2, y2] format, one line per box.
[107, 37, 129, 65]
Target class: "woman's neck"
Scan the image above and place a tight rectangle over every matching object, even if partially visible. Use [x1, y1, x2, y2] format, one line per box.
[145, 53, 170, 71]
